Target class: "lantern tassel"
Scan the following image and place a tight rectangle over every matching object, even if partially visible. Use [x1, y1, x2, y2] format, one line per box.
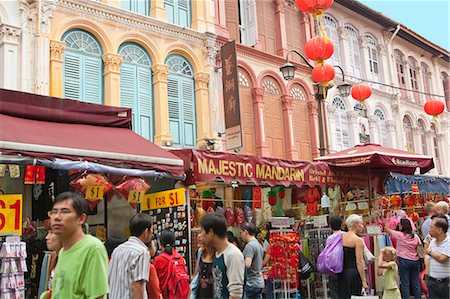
[317, 17, 329, 43]
[322, 82, 328, 100]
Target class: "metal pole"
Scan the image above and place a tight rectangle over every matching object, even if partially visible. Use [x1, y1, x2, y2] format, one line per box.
[316, 91, 326, 156]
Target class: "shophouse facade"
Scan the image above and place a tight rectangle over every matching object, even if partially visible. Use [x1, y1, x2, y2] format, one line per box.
[323, 0, 450, 176]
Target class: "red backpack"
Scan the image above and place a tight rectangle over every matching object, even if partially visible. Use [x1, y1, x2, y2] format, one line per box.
[161, 252, 190, 299]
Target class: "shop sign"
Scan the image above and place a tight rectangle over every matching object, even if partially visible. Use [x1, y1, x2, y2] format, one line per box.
[85, 186, 105, 201]
[128, 190, 145, 204]
[271, 217, 290, 228]
[141, 188, 186, 211]
[0, 194, 22, 235]
[313, 215, 328, 228]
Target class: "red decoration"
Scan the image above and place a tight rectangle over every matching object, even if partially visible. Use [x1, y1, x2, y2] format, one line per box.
[305, 36, 334, 64]
[278, 187, 286, 200]
[115, 177, 151, 209]
[351, 83, 372, 103]
[70, 173, 113, 210]
[424, 99, 445, 120]
[24, 165, 46, 184]
[252, 187, 262, 209]
[403, 195, 414, 207]
[268, 232, 300, 288]
[312, 63, 335, 86]
[268, 190, 277, 206]
[408, 211, 420, 223]
[225, 207, 235, 227]
[390, 195, 401, 207]
[234, 207, 245, 226]
[295, 0, 334, 18]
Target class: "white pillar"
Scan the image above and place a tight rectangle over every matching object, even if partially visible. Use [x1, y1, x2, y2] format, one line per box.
[326, 105, 337, 152]
[0, 24, 21, 90]
[346, 110, 359, 147]
[386, 120, 397, 149]
[368, 115, 379, 144]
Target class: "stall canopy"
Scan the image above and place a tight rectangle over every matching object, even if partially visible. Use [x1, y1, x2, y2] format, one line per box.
[171, 149, 377, 188]
[0, 88, 184, 179]
[385, 172, 450, 194]
[315, 143, 434, 175]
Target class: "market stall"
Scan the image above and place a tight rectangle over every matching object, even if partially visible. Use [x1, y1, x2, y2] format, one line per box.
[0, 88, 185, 297]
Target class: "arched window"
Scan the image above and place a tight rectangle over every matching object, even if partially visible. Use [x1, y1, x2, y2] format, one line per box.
[238, 69, 255, 154]
[408, 57, 419, 102]
[165, 0, 191, 27]
[365, 34, 379, 82]
[402, 116, 414, 152]
[62, 30, 103, 104]
[323, 15, 341, 66]
[417, 119, 427, 155]
[291, 84, 311, 160]
[262, 77, 285, 158]
[421, 62, 431, 103]
[119, 43, 153, 140]
[332, 97, 349, 151]
[345, 25, 361, 77]
[166, 54, 195, 147]
[394, 50, 406, 98]
[374, 108, 389, 146]
[121, 0, 149, 15]
[431, 124, 441, 174]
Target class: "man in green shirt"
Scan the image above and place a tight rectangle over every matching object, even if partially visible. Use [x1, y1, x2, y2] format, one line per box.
[48, 191, 109, 299]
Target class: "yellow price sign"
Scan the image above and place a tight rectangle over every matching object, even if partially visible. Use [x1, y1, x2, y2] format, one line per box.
[0, 194, 23, 235]
[85, 186, 105, 201]
[141, 188, 185, 211]
[128, 190, 145, 204]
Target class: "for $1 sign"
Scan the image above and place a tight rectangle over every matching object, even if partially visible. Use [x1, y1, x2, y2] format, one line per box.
[0, 194, 23, 235]
[141, 188, 185, 211]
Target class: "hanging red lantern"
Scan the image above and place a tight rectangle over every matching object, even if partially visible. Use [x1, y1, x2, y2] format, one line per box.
[305, 36, 334, 64]
[268, 190, 277, 206]
[295, 0, 334, 18]
[312, 63, 335, 86]
[424, 99, 445, 120]
[351, 83, 372, 103]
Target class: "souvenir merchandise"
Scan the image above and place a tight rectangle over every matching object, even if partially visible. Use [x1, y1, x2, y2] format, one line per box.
[69, 172, 113, 210]
[114, 177, 151, 209]
[0, 238, 27, 299]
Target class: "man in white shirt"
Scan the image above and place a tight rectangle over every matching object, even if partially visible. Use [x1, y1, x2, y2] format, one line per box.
[426, 215, 450, 299]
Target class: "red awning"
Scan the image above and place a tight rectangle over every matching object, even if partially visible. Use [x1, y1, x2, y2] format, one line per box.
[0, 113, 184, 177]
[314, 143, 434, 174]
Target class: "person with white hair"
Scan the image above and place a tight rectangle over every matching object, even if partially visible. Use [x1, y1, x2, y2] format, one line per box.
[434, 201, 450, 227]
[338, 214, 368, 298]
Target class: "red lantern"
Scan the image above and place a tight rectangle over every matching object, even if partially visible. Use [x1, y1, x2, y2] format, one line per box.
[424, 99, 445, 120]
[390, 195, 401, 208]
[268, 190, 277, 206]
[295, 0, 334, 18]
[311, 63, 335, 85]
[351, 83, 372, 103]
[305, 36, 334, 64]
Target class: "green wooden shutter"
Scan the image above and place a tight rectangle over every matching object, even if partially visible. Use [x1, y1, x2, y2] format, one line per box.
[63, 52, 81, 100]
[168, 77, 181, 145]
[138, 66, 152, 140]
[181, 78, 195, 147]
[164, 0, 175, 24]
[120, 63, 137, 130]
[83, 55, 103, 104]
[178, 0, 190, 27]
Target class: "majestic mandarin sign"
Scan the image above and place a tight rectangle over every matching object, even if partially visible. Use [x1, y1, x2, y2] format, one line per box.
[141, 188, 186, 211]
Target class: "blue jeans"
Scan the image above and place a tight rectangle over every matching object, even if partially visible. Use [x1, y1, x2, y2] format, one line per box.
[244, 284, 263, 299]
[398, 257, 421, 299]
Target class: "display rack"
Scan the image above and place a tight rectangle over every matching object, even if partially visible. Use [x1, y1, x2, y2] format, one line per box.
[0, 236, 27, 299]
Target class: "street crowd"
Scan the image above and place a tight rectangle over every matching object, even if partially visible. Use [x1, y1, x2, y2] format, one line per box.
[41, 192, 449, 299]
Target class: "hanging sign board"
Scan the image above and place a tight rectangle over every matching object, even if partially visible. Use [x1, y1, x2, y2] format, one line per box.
[411, 184, 419, 194]
[85, 186, 105, 201]
[141, 188, 186, 211]
[270, 217, 290, 228]
[221, 40, 242, 151]
[0, 194, 23, 235]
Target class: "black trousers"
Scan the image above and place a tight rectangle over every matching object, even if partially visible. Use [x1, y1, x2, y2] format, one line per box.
[427, 276, 449, 299]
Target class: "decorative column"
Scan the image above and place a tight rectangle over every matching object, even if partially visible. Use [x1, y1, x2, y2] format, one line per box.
[438, 120, 450, 176]
[194, 72, 212, 146]
[309, 100, 321, 158]
[338, 26, 350, 75]
[430, 56, 442, 96]
[49, 40, 65, 97]
[412, 126, 421, 154]
[346, 110, 359, 147]
[274, 0, 288, 57]
[359, 35, 370, 81]
[281, 95, 298, 160]
[0, 24, 21, 90]
[252, 88, 270, 156]
[150, 0, 167, 20]
[102, 53, 123, 107]
[386, 120, 397, 148]
[191, 0, 206, 31]
[368, 115, 379, 144]
[152, 64, 172, 146]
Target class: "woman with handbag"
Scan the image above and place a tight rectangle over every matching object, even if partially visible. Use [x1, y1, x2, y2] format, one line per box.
[338, 214, 368, 298]
[385, 213, 421, 299]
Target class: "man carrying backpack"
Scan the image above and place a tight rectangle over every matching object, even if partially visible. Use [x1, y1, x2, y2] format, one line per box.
[153, 230, 190, 299]
[200, 213, 245, 299]
[109, 213, 153, 299]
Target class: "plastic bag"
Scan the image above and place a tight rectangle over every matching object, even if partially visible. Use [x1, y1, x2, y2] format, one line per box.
[317, 233, 344, 274]
[298, 251, 314, 279]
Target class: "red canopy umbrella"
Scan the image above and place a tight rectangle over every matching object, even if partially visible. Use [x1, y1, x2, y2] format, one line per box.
[315, 143, 434, 175]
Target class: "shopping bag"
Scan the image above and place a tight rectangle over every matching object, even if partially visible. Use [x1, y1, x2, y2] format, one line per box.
[317, 233, 344, 274]
[350, 289, 379, 299]
[298, 251, 314, 279]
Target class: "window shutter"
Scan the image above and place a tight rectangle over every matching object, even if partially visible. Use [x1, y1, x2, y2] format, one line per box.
[120, 63, 137, 130]
[83, 55, 102, 104]
[63, 52, 81, 100]
[341, 112, 349, 149]
[178, 0, 190, 27]
[352, 38, 361, 77]
[240, 0, 258, 46]
[137, 66, 152, 140]
[225, 0, 240, 41]
[168, 77, 181, 145]
[181, 78, 196, 147]
[164, 0, 175, 24]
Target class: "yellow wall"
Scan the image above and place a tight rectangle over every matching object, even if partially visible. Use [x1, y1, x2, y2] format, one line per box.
[49, 1, 212, 147]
